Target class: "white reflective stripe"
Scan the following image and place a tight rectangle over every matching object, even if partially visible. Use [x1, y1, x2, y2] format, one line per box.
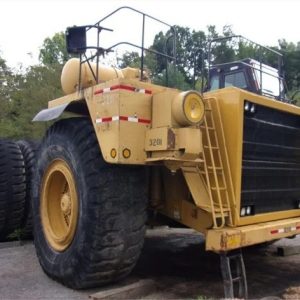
[103, 87, 111, 93]
[138, 89, 146, 93]
[128, 116, 138, 122]
[96, 115, 150, 124]
[278, 228, 285, 234]
[291, 227, 297, 231]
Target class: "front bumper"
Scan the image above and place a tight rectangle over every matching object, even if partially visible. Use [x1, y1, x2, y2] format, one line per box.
[206, 217, 300, 252]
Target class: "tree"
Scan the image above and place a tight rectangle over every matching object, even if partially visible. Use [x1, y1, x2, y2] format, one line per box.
[150, 26, 207, 85]
[0, 33, 67, 139]
[278, 40, 300, 92]
[0, 56, 18, 137]
[7, 64, 63, 139]
[39, 32, 72, 66]
[153, 63, 191, 90]
[117, 51, 141, 68]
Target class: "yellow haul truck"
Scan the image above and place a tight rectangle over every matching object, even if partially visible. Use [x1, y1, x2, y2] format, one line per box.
[32, 7, 300, 299]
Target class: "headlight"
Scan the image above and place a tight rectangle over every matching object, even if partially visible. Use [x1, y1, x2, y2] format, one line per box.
[240, 205, 254, 217]
[240, 207, 246, 217]
[172, 91, 205, 126]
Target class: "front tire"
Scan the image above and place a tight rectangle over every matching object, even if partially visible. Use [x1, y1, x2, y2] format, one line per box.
[32, 118, 147, 289]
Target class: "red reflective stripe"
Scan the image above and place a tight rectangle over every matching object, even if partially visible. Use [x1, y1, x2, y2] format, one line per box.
[101, 117, 112, 122]
[94, 89, 104, 95]
[271, 226, 300, 235]
[119, 116, 128, 121]
[119, 84, 136, 92]
[94, 84, 152, 95]
[138, 118, 151, 124]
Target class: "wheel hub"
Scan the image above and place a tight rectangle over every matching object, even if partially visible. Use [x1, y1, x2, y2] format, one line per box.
[40, 159, 78, 252]
[60, 193, 71, 215]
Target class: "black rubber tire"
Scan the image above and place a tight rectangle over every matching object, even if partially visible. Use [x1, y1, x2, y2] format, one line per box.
[0, 140, 26, 241]
[17, 140, 39, 239]
[32, 117, 147, 289]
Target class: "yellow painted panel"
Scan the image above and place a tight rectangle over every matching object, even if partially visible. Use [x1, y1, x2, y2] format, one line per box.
[182, 168, 211, 210]
[119, 91, 152, 164]
[145, 127, 172, 151]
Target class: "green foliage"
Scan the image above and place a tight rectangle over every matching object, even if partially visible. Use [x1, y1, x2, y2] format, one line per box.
[39, 32, 72, 66]
[7, 64, 63, 139]
[153, 64, 192, 90]
[285, 53, 300, 90]
[0, 33, 65, 139]
[150, 26, 207, 85]
[118, 51, 141, 68]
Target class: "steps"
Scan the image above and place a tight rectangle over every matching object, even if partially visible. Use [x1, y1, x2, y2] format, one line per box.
[182, 99, 233, 228]
[220, 250, 248, 299]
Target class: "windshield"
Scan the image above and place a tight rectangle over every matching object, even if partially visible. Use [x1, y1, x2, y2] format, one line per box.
[252, 62, 283, 97]
[225, 71, 247, 89]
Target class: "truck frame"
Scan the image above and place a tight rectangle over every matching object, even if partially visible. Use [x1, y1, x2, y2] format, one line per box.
[32, 7, 300, 298]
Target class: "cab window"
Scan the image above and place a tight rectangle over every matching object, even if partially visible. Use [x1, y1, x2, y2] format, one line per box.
[225, 71, 247, 89]
[210, 75, 220, 91]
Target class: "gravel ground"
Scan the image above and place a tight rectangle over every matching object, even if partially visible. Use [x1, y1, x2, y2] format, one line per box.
[0, 228, 300, 299]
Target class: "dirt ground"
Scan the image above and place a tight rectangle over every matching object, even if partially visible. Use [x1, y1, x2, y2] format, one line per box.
[0, 228, 300, 299]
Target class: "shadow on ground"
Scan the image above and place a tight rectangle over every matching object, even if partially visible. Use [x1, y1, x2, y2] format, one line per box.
[132, 228, 300, 299]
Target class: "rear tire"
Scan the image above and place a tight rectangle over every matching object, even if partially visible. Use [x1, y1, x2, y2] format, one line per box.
[17, 140, 39, 239]
[0, 140, 26, 241]
[32, 117, 147, 289]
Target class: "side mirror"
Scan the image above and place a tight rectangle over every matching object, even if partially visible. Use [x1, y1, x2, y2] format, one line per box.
[66, 26, 87, 54]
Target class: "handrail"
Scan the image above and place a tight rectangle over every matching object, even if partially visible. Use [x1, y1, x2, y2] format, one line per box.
[95, 6, 177, 82]
[208, 35, 282, 57]
[96, 6, 174, 29]
[106, 41, 175, 61]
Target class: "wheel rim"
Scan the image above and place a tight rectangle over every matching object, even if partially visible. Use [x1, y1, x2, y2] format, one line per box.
[41, 159, 78, 252]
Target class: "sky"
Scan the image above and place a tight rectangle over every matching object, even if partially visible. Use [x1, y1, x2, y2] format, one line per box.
[0, 0, 299, 70]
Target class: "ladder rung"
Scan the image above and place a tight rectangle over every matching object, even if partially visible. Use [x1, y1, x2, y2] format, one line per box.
[215, 211, 229, 217]
[232, 277, 242, 283]
[206, 172, 224, 176]
[204, 145, 219, 150]
[207, 166, 223, 170]
[215, 206, 230, 211]
[228, 254, 241, 260]
[200, 125, 214, 130]
[211, 187, 227, 191]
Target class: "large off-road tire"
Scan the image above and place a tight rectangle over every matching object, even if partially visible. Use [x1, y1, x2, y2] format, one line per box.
[32, 117, 147, 289]
[0, 140, 26, 240]
[17, 140, 39, 239]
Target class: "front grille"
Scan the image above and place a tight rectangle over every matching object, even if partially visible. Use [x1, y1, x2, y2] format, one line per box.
[241, 102, 300, 214]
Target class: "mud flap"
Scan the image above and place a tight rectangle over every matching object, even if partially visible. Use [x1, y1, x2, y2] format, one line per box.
[32, 103, 69, 122]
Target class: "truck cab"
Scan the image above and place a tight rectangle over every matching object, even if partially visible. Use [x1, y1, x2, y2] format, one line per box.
[207, 37, 287, 102]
